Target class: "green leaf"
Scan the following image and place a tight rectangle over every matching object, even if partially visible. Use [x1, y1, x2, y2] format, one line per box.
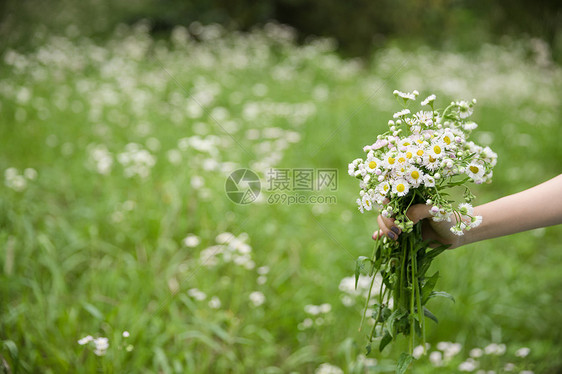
[425, 244, 450, 261]
[381, 306, 392, 322]
[396, 352, 414, 374]
[421, 272, 439, 304]
[447, 177, 470, 187]
[423, 307, 439, 324]
[379, 332, 392, 352]
[386, 309, 402, 337]
[355, 256, 370, 289]
[82, 302, 104, 320]
[428, 291, 456, 303]
[365, 343, 372, 355]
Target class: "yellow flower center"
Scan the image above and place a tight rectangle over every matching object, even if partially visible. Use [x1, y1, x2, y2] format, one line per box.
[433, 145, 442, 154]
[416, 150, 424, 156]
[397, 184, 405, 192]
[443, 136, 451, 145]
[406, 151, 413, 159]
[398, 157, 406, 163]
[388, 157, 395, 165]
[369, 161, 377, 169]
[470, 165, 480, 174]
[403, 142, 411, 146]
[411, 171, 420, 179]
[365, 199, 371, 206]
[383, 184, 389, 191]
[429, 156, 436, 163]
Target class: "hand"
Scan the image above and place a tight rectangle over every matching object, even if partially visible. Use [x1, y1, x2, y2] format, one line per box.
[373, 204, 464, 249]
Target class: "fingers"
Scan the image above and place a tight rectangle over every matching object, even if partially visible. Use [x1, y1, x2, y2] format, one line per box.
[406, 204, 433, 224]
[374, 214, 401, 241]
[373, 203, 432, 242]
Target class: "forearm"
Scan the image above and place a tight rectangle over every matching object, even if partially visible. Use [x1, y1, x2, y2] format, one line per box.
[463, 174, 562, 246]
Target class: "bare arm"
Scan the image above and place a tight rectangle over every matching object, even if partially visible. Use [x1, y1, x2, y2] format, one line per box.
[374, 174, 562, 248]
[462, 174, 562, 246]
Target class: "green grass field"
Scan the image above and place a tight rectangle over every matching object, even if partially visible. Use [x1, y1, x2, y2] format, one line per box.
[1, 23, 561, 373]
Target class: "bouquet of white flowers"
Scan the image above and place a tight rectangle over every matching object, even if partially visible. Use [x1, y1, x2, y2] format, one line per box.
[348, 90, 497, 372]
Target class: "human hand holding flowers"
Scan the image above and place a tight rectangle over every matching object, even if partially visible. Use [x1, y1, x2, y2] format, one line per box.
[373, 203, 464, 249]
[374, 174, 562, 249]
[348, 89, 498, 373]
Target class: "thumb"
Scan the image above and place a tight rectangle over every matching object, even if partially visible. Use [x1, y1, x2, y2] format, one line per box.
[406, 204, 433, 224]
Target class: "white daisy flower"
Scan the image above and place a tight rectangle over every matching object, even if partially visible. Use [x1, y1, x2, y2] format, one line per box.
[421, 94, 436, 106]
[431, 208, 451, 222]
[466, 162, 485, 180]
[441, 131, 455, 148]
[423, 174, 436, 187]
[458, 203, 474, 215]
[356, 198, 364, 213]
[362, 194, 373, 211]
[376, 181, 391, 197]
[392, 179, 410, 197]
[470, 215, 483, 228]
[365, 156, 382, 173]
[422, 154, 440, 171]
[427, 141, 446, 159]
[412, 146, 425, 159]
[393, 109, 411, 118]
[456, 100, 473, 119]
[414, 111, 434, 126]
[462, 121, 478, 131]
[398, 138, 414, 149]
[450, 226, 464, 236]
[394, 163, 408, 177]
[406, 167, 423, 186]
[383, 154, 398, 169]
[393, 90, 418, 101]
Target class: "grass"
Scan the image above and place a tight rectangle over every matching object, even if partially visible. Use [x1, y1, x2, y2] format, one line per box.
[0, 23, 561, 373]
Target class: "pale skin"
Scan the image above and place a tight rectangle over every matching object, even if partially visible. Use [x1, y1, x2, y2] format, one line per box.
[373, 174, 562, 248]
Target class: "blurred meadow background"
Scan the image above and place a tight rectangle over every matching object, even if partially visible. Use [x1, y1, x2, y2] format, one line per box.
[1, 0, 562, 373]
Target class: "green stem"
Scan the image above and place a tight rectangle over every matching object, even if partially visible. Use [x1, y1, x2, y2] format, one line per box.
[360, 235, 382, 330]
[369, 281, 387, 341]
[409, 236, 415, 354]
[415, 248, 425, 351]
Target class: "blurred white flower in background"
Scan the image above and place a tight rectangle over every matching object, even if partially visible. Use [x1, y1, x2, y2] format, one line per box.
[4, 167, 37, 191]
[93, 337, 109, 356]
[429, 351, 443, 366]
[117, 143, 156, 179]
[484, 343, 506, 355]
[458, 358, 478, 372]
[187, 288, 207, 301]
[78, 335, 93, 345]
[88, 144, 113, 175]
[249, 291, 265, 307]
[515, 347, 531, 357]
[315, 363, 343, 374]
[208, 296, 221, 309]
[77, 335, 109, 356]
[183, 234, 201, 248]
